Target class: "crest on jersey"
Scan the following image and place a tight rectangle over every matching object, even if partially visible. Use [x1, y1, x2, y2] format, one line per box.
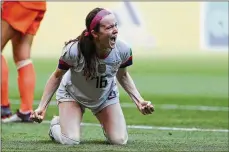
[98, 64, 106, 74]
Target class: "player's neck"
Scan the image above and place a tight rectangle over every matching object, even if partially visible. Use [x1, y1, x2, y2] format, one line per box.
[95, 43, 111, 59]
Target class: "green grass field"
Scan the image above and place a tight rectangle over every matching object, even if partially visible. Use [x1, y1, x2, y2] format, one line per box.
[1, 51, 228, 151]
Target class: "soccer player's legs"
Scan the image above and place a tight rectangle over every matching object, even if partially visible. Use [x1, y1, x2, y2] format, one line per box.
[11, 9, 45, 116]
[11, 34, 35, 116]
[49, 101, 82, 145]
[95, 100, 128, 145]
[2, 33, 35, 122]
[1, 2, 41, 122]
[4, 8, 45, 122]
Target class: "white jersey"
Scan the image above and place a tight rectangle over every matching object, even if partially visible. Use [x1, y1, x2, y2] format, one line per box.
[57, 39, 133, 108]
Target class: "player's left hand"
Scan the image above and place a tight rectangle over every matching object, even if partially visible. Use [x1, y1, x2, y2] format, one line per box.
[137, 101, 154, 115]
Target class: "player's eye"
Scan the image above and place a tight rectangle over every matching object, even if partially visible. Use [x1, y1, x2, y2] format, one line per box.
[107, 24, 118, 30]
[106, 25, 113, 30]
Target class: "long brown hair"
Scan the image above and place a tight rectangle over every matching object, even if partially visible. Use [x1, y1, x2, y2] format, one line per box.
[65, 8, 104, 79]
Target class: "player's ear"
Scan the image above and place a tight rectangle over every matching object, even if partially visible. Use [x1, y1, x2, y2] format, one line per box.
[91, 30, 98, 39]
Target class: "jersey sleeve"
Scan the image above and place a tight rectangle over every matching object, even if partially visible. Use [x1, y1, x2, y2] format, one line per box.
[58, 41, 79, 70]
[118, 40, 133, 68]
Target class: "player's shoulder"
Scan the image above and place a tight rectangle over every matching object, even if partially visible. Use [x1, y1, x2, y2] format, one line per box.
[115, 38, 132, 53]
[115, 39, 132, 59]
[64, 40, 79, 52]
[62, 40, 80, 59]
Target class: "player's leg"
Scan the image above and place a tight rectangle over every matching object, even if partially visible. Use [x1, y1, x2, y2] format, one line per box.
[49, 101, 83, 145]
[1, 54, 12, 119]
[12, 8, 45, 115]
[1, 2, 18, 119]
[4, 11, 45, 122]
[1, 21, 15, 119]
[49, 81, 83, 145]
[12, 34, 35, 119]
[95, 99, 128, 145]
[2, 33, 35, 123]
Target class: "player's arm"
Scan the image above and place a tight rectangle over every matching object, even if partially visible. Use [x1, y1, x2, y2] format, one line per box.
[116, 45, 144, 105]
[31, 58, 73, 123]
[37, 43, 77, 111]
[116, 40, 154, 114]
[37, 55, 74, 111]
[116, 44, 143, 105]
[116, 67, 144, 105]
[31, 43, 78, 122]
[116, 68, 154, 115]
[37, 67, 67, 111]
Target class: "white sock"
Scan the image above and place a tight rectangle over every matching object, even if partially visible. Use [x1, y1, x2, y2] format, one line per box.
[16, 59, 32, 70]
[51, 124, 80, 145]
[51, 124, 62, 143]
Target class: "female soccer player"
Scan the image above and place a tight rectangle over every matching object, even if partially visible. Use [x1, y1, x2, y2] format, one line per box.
[31, 7, 154, 145]
[1, 1, 46, 122]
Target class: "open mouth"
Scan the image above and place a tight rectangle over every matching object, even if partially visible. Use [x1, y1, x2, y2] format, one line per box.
[110, 36, 117, 44]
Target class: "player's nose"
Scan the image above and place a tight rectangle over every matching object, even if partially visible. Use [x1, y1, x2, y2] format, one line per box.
[112, 29, 118, 35]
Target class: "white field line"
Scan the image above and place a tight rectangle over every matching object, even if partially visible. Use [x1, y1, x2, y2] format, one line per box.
[42, 120, 228, 133]
[10, 99, 229, 112]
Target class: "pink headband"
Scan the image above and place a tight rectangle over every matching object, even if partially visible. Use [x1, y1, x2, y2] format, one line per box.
[85, 9, 111, 36]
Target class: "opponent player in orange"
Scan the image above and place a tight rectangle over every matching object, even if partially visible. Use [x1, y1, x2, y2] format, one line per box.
[1, 1, 46, 122]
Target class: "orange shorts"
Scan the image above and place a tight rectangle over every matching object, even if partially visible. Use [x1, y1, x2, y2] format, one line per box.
[1, 2, 46, 35]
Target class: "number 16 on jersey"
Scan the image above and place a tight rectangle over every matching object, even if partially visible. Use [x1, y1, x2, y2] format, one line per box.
[96, 75, 108, 88]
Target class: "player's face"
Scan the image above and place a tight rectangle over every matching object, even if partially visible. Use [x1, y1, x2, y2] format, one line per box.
[97, 14, 118, 49]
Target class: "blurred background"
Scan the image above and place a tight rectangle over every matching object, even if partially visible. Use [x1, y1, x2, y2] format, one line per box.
[2, 2, 228, 151]
[3, 1, 228, 56]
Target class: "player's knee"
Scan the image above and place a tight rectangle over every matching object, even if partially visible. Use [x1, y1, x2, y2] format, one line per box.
[13, 51, 31, 63]
[108, 133, 128, 145]
[49, 116, 80, 145]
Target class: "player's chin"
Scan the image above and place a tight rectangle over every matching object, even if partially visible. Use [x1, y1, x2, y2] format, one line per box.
[110, 45, 115, 49]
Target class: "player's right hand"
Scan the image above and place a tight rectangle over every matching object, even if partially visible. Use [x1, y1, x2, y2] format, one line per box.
[30, 108, 46, 123]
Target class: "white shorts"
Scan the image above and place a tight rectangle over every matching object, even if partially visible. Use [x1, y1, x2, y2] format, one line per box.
[56, 81, 119, 115]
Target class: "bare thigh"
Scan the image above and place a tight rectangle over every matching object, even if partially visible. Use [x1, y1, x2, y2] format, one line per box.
[96, 102, 127, 142]
[11, 33, 34, 63]
[1, 20, 17, 50]
[58, 101, 83, 140]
